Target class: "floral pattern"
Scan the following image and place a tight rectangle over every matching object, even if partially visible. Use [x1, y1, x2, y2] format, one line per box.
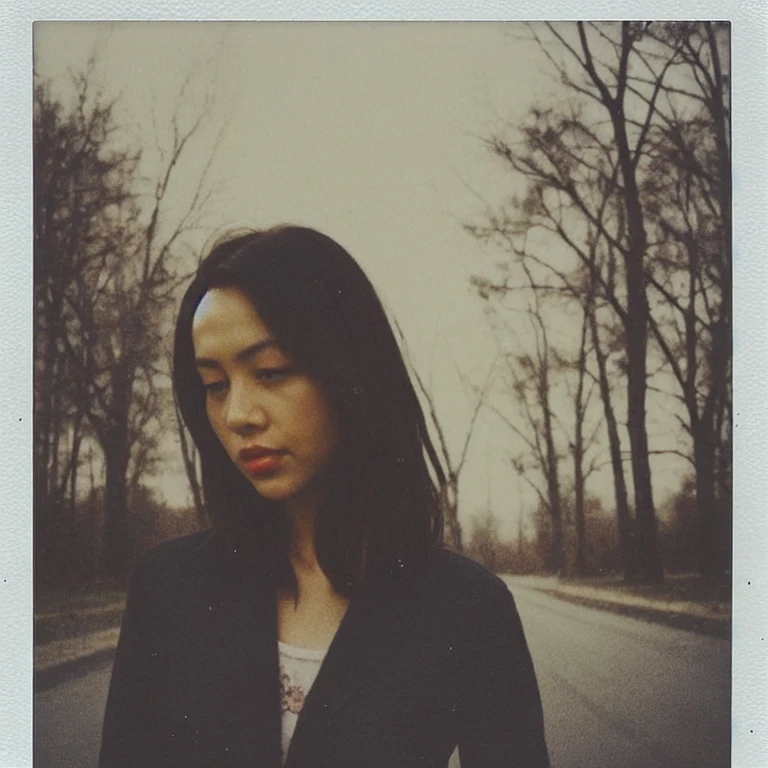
[280, 669, 307, 714]
[279, 642, 326, 762]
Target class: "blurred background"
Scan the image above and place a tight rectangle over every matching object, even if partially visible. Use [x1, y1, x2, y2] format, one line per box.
[33, 22, 732, 768]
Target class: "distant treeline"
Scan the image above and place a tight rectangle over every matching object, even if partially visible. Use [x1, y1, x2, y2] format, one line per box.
[466, 477, 705, 577]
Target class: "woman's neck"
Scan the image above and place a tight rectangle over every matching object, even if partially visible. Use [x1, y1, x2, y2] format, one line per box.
[283, 495, 321, 576]
[277, 494, 350, 648]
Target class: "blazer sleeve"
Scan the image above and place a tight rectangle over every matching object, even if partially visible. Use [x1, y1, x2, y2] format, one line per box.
[99, 554, 163, 768]
[457, 580, 550, 768]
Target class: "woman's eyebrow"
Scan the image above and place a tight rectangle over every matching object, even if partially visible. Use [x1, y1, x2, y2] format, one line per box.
[194, 338, 279, 369]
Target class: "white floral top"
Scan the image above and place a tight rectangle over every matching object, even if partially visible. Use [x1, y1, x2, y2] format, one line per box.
[278, 641, 328, 764]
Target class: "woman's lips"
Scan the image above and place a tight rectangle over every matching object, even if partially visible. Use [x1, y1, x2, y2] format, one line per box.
[243, 454, 282, 475]
[239, 447, 284, 476]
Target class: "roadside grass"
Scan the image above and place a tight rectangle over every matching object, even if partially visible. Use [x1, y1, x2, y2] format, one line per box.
[35, 586, 126, 616]
[507, 570, 731, 639]
[555, 571, 731, 616]
[531, 571, 732, 639]
[35, 587, 126, 646]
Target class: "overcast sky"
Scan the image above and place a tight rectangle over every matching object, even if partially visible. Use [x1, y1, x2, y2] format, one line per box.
[35, 21, 695, 537]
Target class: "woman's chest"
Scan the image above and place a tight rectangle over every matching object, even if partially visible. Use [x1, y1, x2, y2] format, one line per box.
[150, 590, 467, 767]
[276, 587, 349, 649]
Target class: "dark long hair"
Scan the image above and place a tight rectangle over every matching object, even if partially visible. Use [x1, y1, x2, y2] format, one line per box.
[173, 226, 445, 595]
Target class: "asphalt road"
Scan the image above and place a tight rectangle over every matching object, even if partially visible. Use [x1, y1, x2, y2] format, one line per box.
[34, 659, 112, 768]
[509, 581, 731, 768]
[34, 585, 730, 768]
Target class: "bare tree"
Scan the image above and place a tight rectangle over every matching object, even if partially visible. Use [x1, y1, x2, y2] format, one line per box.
[93, 77, 222, 579]
[471, 231, 634, 578]
[34, 70, 140, 584]
[34, 60, 224, 582]
[638, 23, 731, 578]
[398, 327, 490, 553]
[468, 22, 731, 580]
[475, 272, 566, 575]
[467, 23, 721, 581]
[561, 283, 603, 575]
[174, 392, 206, 528]
[587, 286, 636, 578]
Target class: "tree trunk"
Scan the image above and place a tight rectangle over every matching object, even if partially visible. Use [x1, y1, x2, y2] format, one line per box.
[190, 463, 207, 531]
[714, 394, 732, 576]
[101, 369, 135, 582]
[573, 448, 586, 575]
[692, 420, 725, 579]
[623, 258, 662, 582]
[589, 308, 635, 579]
[541, 377, 564, 575]
[571, 307, 590, 576]
[176, 398, 207, 528]
[441, 480, 464, 553]
[610, 35, 663, 582]
[66, 412, 83, 520]
[102, 428, 131, 582]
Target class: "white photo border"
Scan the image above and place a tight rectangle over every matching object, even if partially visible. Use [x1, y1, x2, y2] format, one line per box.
[4, 3, 766, 766]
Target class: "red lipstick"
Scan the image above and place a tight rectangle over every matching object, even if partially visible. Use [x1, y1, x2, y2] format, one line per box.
[239, 446, 284, 476]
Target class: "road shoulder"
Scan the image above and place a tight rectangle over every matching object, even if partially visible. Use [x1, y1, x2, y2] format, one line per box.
[505, 574, 731, 640]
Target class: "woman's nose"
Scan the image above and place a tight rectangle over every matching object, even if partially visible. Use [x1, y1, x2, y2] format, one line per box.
[224, 381, 268, 432]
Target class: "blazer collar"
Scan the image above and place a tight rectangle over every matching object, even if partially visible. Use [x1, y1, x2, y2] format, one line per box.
[193, 530, 408, 768]
[193, 530, 283, 767]
[284, 581, 405, 768]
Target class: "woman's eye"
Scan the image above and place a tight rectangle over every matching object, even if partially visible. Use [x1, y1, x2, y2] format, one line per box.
[255, 368, 291, 382]
[202, 381, 228, 395]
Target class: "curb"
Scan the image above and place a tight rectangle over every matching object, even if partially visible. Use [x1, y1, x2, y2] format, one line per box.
[35, 625, 122, 691]
[534, 588, 730, 640]
[35, 646, 116, 692]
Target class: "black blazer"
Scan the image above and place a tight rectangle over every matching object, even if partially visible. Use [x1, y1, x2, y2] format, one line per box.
[99, 530, 549, 768]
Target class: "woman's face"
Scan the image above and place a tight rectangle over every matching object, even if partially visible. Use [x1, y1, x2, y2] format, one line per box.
[192, 286, 341, 512]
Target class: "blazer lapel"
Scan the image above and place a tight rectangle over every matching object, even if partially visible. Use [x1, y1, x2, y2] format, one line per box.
[194, 531, 283, 768]
[284, 584, 402, 768]
[192, 534, 414, 768]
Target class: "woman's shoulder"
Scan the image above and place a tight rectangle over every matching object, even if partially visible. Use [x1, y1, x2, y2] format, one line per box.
[419, 547, 519, 617]
[126, 529, 272, 611]
[135, 529, 216, 569]
[129, 529, 233, 591]
[380, 548, 524, 643]
[428, 547, 510, 590]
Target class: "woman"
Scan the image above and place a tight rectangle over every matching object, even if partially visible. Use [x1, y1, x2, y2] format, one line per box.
[99, 226, 550, 768]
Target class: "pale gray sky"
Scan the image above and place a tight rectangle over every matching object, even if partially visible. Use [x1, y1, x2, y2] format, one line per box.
[34, 22, 697, 537]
